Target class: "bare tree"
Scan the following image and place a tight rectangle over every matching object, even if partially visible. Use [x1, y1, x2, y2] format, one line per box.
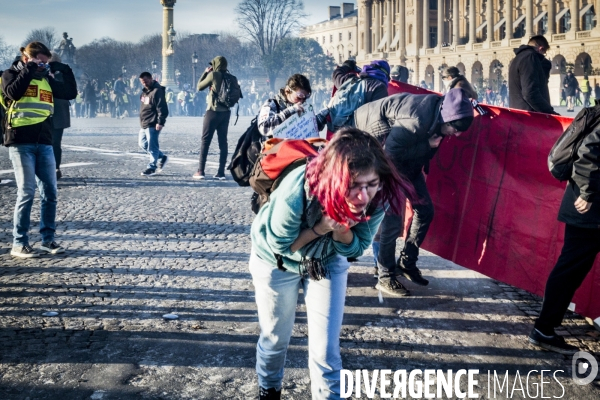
[236, 0, 307, 89]
[22, 27, 59, 51]
[0, 36, 18, 70]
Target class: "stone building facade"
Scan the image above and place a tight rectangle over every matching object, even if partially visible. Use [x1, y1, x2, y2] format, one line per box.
[300, 3, 359, 64]
[355, 0, 600, 100]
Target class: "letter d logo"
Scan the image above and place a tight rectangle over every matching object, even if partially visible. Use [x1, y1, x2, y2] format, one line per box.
[572, 351, 598, 385]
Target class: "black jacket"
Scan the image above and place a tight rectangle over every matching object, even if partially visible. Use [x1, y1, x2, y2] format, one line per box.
[563, 74, 579, 97]
[1, 60, 77, 146]
[52, 71, 71, 130]
[139, 81, 168, 129]
[508, 45, 556, 114]
[354, 93, 443, 179]
[558, 127, 600, 228]
[333, 64, 388, 104]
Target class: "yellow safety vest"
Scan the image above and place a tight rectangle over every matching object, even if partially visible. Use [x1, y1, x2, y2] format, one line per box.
[1, 78, 54, 128]
[580, 79, 590, 93]
[166, 92, 174, 103]
[123, 94, 129, 104]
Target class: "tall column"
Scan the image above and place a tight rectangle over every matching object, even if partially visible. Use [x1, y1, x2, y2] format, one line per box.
[570, 0, 580, 32]
[386, 0, 393, 51]
[505, 0, 513, 39]
[486, 0, 494, 41]
[547, 0, 555, 36]
[526, 0, 534, 37]
[437, 0, 444, 48]
[398, 0, 406, 58]
[363, 1, 372, 53]
[468, 0, 476, 43]
[374, 1, 381, 50]
[423, 0, 430, 48]
[453, 0, 459, 44]
[160, 0, 177, 90]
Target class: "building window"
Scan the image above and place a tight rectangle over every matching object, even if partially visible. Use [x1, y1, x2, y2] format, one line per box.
[429, 26, 437, 48]
[339, 32, 342, 41]
[330, 34, 333, 43]
[361, 32, 364, 49]
[349, 31, 352, 40]
[322, 36, 325, 44]
[348, 50, 352, 59]
[429, 0, 437, 10]
[560, 10, 571, 33]
[583, 8, 595, 31]
[408, 24, 413, 44]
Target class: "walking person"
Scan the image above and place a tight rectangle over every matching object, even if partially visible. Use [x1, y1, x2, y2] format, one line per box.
[563, 71, 579, 112]
[499, 80, 508, 106]
[508, 35, 557, 114]
[1, 42, 77, 257]
[138, 71, 169, 176]
[580, 75, 592, 108]
[48, 52, 72, 180]
[82, 79, 96, 118]
[193, 56, 232, 180]
[355, 88, 475, 295]
[529, 124, 600, 354]
[250, 128, 416, 399]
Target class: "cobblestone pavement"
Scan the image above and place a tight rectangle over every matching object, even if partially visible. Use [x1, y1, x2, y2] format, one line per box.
[0, 117, 599, 400]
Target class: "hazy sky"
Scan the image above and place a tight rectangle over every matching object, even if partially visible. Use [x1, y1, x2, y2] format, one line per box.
[1, 0, 349, 47]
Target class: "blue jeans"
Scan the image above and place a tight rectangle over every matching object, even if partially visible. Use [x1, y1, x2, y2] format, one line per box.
[138, 127, 164, 170]
[250, 251, 349, 400]
[8, 144, 58, 246]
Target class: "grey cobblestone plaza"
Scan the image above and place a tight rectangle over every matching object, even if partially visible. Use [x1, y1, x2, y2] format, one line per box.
[0, 117, 598, 399]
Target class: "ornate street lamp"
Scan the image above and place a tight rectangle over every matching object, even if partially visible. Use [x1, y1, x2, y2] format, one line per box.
[192, 51, 199, 87]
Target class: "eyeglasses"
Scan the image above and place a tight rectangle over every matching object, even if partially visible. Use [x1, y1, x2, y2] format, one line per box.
[287, 87, 311, 100]
[348, 181, 381, 195]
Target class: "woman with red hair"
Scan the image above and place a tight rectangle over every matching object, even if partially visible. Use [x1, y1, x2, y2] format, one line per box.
[250, 127, 417, 400]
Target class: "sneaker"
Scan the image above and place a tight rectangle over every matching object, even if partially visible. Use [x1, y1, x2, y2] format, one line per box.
[10, 245, 39, 258]
[193, 171, 205, 180]
[528, 328, 579, 355]
[157, 155, 168, 170]
[39, 241, 65, 254]
[213, 174, 226, 181]
[259, 387, 281, 400]
[375, 277, 410, 297]
[56, 169, 62, 180]
[373, 266, 379, 278]
[141, 168, 157, 176]
[397, 266, 429, 286]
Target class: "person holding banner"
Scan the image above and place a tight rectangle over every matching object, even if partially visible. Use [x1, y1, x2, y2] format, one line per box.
[249, 128, 416, 399]
[257, 74, 328, 139]
[529, 129, 600, 355]
[354, 88, 474, 296]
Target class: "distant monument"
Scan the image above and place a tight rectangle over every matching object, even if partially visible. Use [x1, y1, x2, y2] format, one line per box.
[56, 32, 77, 64]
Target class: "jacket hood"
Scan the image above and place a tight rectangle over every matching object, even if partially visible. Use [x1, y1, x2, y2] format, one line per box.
[514, 45, 536, 56]
[210, 56, 228, 71]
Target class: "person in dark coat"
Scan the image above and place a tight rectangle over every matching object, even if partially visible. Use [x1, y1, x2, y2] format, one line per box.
[49, 52, 72, 180]
[354, 88, 475, 296]
[508, 35, 557, 115]
[441, 66, 478, 99]
[563, 71, 579, 112]
[82, 80, 96, 118]
[529, 126, 600, 355]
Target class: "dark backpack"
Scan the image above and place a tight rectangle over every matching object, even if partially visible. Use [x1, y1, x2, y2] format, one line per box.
[228, 100, 280, 186]
[249, 138, 327, 214]
[217, 71, 242, 108]
[548, 105, 600, 181]
[326, 76, 366, 132]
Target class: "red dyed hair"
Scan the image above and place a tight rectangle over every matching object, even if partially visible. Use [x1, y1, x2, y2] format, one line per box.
[305, 127, 418, 224]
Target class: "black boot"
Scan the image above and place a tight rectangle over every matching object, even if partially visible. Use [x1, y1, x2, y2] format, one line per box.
[259, 387, 281, 400]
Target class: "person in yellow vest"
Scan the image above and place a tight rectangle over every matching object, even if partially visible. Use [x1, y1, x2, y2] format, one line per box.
[580, 74, 592, 107]
[0, 42, 77, 258]
[165, 88, 174, 116]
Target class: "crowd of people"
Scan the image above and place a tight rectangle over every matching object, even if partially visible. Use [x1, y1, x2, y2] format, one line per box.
[1, 36, 599, 400]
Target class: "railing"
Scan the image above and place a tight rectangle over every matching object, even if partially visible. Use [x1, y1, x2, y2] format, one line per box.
[552, 33, 566, 41]
[510, 39, 522, 46]
[456, 45, 466, 51]
[491, 41, 502, 48]
[473, 43, 484, 49]
[441, 47, 454, 53]
[425, 48, 435, 54]
[577, 30, 592, 39]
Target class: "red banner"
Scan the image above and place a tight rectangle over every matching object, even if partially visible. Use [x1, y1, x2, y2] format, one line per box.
[388, 81, 600, 323]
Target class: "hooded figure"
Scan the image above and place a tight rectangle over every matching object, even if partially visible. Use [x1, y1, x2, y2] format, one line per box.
[194, 55, 232, 180]
[332, 59, 389, 104]
[354, 88, 475, 297]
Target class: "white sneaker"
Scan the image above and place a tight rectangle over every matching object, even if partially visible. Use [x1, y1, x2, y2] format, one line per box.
[11, 245, 39, 258]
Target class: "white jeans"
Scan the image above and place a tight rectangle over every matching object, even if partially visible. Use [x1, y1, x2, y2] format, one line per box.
[250, 250, 349, 400]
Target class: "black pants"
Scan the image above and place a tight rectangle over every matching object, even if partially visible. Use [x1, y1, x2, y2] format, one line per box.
[198, 110, 231, 176]
[535, 224, 600, 334]
[377, 172, 434, 277]
[51, 128, 64, 169]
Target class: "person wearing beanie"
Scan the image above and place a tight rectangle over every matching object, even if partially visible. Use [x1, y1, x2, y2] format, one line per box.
[354, 88, 474, 296]
[441, 66, 478, 99]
